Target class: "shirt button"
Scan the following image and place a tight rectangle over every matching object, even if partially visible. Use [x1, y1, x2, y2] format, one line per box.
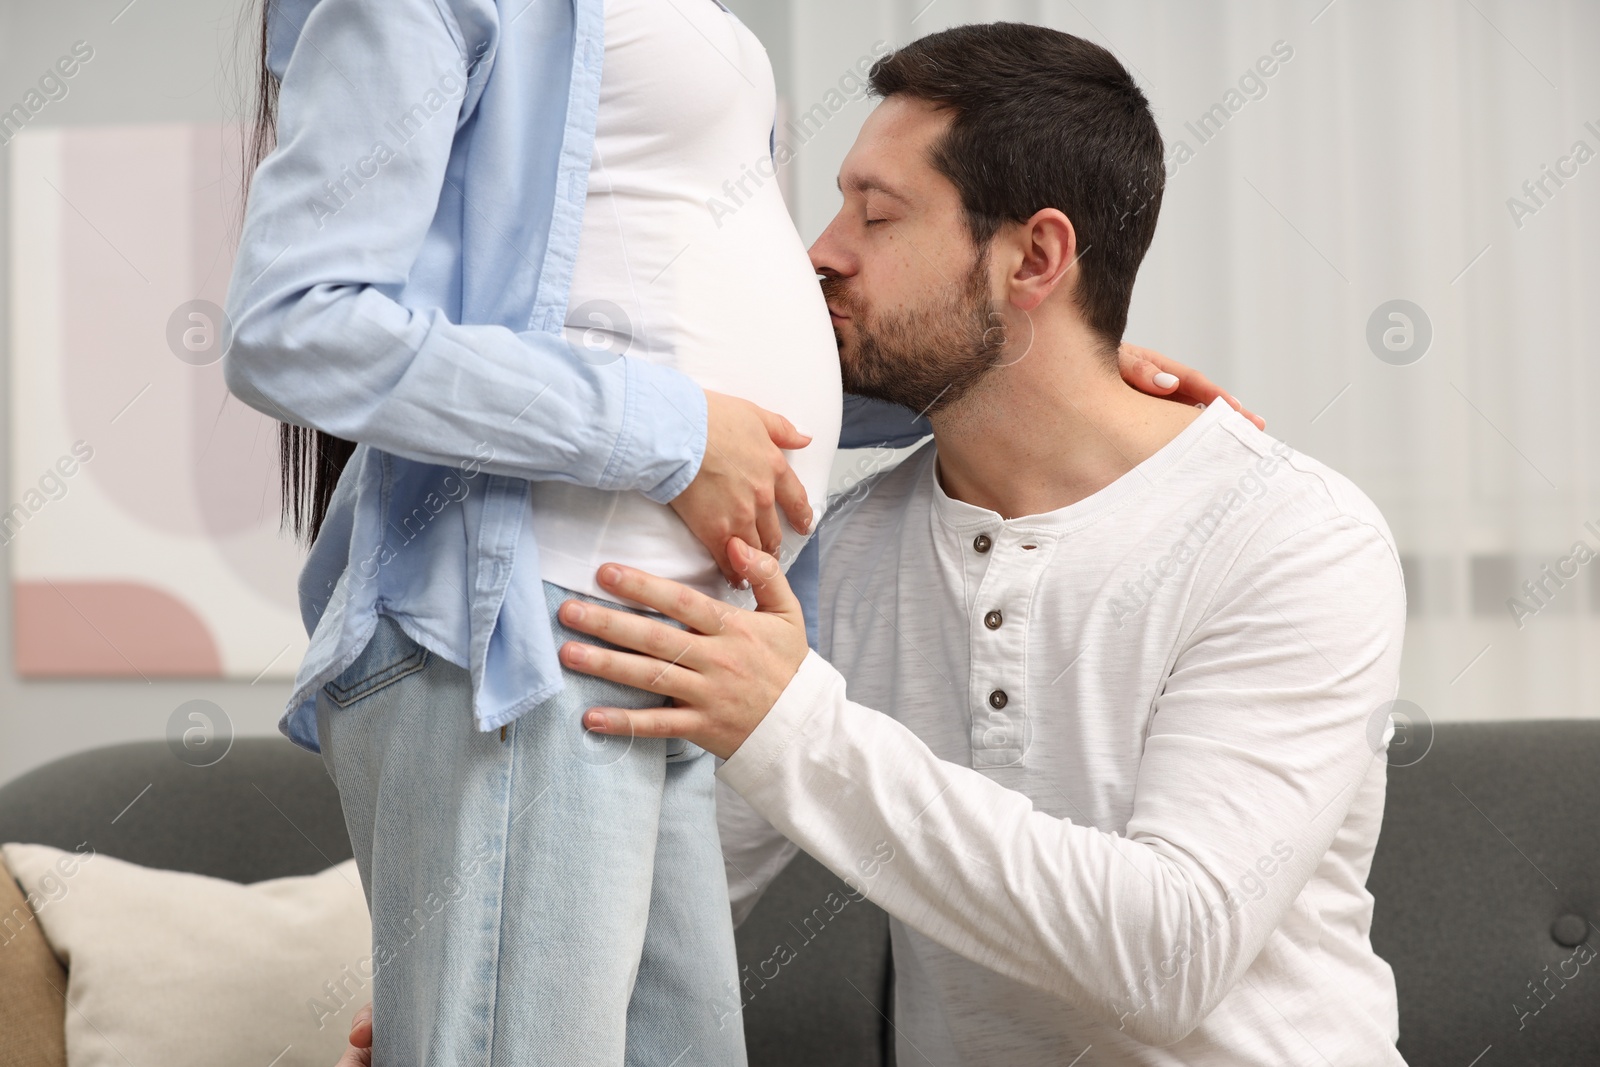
[988, 689, 1008, 709]
[984, 610, 1003, 630]
[973, 534, 992, 554]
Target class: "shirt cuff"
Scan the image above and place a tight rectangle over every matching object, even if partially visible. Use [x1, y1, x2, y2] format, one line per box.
[718, 648, 838, 792]
[609, 356, 707, 505]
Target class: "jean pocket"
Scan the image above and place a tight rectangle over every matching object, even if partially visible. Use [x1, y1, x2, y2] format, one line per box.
[322, 613, 430, 708]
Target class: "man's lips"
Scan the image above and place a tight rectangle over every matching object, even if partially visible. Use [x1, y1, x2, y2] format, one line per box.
[827, 304, 849, 321]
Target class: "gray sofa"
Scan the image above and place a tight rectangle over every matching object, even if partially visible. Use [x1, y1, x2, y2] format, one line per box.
[1, 721, 1596, 1065]
[0, 736, 892, 1067]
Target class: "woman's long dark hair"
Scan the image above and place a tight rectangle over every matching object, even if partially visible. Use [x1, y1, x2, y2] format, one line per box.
[244, 1, 356, 548]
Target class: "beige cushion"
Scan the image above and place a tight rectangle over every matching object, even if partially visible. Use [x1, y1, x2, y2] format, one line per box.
[2, 843, 370, 1067]
[0, 858, 68, 1067]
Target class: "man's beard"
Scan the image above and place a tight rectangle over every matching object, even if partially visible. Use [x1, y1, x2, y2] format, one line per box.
[821, 247, 1003, 418]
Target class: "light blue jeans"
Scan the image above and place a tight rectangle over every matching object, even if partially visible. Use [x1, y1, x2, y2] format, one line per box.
[314, 581, 747, 1067]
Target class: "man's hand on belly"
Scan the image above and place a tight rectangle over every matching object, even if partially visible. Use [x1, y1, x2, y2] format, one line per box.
[669, 390, 815, 587]
[555, 536, 808, 760]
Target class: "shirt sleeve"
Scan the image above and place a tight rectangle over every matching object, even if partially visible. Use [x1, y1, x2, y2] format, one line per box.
[222, 0, 706, 505]
[717, 515, 1405, 1047]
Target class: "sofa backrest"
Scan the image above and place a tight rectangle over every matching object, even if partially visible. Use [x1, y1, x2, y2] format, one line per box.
[1368, 719, 1600, 1064]
[10, 718, 1595, 1066]
[0, 739, 350, 883]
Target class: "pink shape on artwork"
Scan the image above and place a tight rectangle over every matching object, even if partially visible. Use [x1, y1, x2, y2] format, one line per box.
[54, 122, 301, 614]
[14, 580, 223, 677]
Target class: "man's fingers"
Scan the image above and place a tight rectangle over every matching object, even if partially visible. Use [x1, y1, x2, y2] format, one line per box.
[595, 563, 727, 632]
[559, 599, 704, 664]
[581, 706, 704, 740]
[734, 518, 766, 583]
[560, 639, 703, 701]
[712, 530, 754, 588]
[775, 466, 813, 534]
[728, 536, 800, 616]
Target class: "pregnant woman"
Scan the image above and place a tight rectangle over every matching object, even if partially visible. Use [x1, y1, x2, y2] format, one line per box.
[225, 1, 1238, 1063]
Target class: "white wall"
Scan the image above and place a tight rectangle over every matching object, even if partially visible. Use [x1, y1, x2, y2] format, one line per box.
[0, 0, 287, 785]
[740, 0, 1600, 732]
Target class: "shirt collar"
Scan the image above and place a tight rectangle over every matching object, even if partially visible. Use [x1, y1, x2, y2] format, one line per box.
[929, 396, 1234, 536]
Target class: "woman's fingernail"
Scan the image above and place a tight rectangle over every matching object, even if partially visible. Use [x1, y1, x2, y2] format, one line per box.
[584, 711, 607, 730]
[564, 602, 585, 624]
[1153, 372, 1179, 388]
[599, 564, 621, 585]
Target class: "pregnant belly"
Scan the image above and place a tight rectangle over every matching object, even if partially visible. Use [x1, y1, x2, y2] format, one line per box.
[660, 220, 842, 507]
[530, 205, 841, 606]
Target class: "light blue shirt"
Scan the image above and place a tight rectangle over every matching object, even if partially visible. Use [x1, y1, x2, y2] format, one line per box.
[223, 0, 929, 754]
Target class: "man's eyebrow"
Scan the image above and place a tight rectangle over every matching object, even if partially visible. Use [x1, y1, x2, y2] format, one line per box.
[836, 173, 908, 200]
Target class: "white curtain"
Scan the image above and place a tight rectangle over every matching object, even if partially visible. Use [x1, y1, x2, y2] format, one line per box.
[746, 0, 1600, 723]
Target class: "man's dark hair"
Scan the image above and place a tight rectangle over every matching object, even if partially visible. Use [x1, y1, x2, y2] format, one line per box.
[868, 23, 1165, 351]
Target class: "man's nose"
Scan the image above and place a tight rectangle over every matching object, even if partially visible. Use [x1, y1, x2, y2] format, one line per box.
[808, 213, 854, 277]
[806, 236, 830, 275]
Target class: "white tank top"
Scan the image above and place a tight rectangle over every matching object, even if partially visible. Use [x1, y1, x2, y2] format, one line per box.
[527, 0, 841, 606]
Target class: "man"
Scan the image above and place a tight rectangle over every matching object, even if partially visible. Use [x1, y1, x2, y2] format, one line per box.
[340, 21, 1405, 1066]
[556, 22, 1408, 1066]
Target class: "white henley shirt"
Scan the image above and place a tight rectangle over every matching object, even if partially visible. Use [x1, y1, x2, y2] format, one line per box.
[716, 398, 1409, 1065]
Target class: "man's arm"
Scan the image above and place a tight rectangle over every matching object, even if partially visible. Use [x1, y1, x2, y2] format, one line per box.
[556, 519, 1404, 1047]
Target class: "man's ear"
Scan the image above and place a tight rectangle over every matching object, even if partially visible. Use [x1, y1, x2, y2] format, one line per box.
[1008, 208, 1077, 313]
